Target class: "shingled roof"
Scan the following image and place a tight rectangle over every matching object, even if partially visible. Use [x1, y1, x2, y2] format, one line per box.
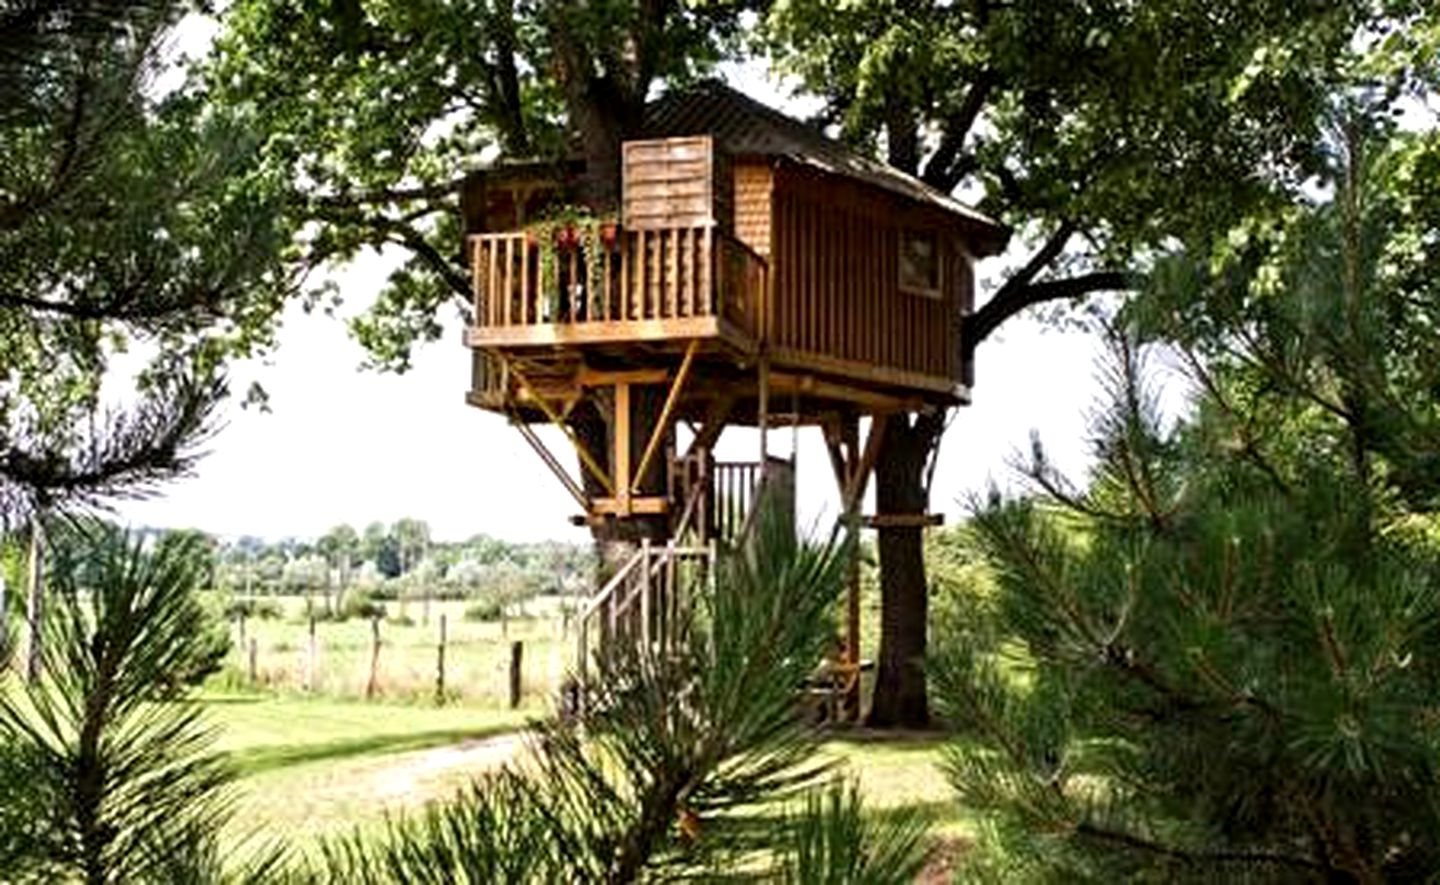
[643, 80, 1006, 247]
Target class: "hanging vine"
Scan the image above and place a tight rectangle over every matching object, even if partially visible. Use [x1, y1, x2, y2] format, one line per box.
[526, 204, 619, 320]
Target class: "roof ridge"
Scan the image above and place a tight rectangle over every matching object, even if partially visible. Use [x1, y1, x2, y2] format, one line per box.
[643, 79, 1005, 240]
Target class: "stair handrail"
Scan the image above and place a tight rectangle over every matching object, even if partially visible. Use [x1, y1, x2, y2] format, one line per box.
[582, 545, 646, 621]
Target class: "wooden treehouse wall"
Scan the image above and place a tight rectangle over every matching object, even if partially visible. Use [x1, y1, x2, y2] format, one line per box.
[767, 165, 973, 390]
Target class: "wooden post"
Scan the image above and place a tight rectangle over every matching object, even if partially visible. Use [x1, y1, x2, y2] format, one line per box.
[0, 574, 8, 666]
[758, 357, 770, 463]
[509, 640, 524, 709]
[24, 517, 43, 684]
[435, 613, 448, 706]
[615, 382, 632, 516]
[366, 615, 382, 699]
[305, 613, 318, 692]
[640, 539, 652, 648]
[247, 637, 258, 684]
[840, 415, 862, 720]
[236, 611, 247, 664]
[578, 613, 589, 692]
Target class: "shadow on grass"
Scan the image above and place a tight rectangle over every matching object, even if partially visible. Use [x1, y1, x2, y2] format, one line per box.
[198, 694, 266, 706]
[820, 727, 959, 753]
[233, 723, 521, 776]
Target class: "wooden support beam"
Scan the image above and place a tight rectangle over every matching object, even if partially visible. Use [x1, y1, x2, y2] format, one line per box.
[631, 339, 699, 494]
[577, 367, 671, 387]
[758, 355, 770, 462]
[686, 391, 736, 459]
[861, 513, 945, 529]
[822, 416, 849, 492]
[842, 414, 888, 513]
[591, 496, 669, 515]
[510, 417, 589, 511]
[614, 382, 632, 515]
[503, 357, 615, 497]
[768, 372, 921, 414]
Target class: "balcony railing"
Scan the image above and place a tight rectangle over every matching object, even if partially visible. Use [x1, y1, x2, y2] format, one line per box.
[467, 223, 765, 344]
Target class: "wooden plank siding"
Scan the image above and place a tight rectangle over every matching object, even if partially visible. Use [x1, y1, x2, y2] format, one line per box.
[767, 164, 971, 388]
[733, 161, 772, 258]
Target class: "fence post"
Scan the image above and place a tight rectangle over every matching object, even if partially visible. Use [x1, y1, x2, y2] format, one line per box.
[24, 517, 44, 684]
[236, 611, 247, 664]
[509, 640, 523, 709]
[0, 574, 8, 666]
[435, 613, 447, 706]
[247, 637, 258, 684]
[366, 615, 381, 699]
[305, 613, 317, 692]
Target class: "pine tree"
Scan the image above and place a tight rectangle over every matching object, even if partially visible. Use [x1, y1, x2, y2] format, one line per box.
[937, 123, 1440, 880]
[315, 501, 934, 882]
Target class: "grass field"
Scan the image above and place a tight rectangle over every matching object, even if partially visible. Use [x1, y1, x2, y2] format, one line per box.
[221, 596, 574, 706]
[206, 688, 972, 863]
[209, 692, 532, 848]
[206, 592, 976, 870]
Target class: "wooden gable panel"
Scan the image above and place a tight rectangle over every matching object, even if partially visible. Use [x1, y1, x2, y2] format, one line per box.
[622, 136, 732, 230]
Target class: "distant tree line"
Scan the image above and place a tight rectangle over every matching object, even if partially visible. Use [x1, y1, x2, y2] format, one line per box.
[207, 520, 592, 615]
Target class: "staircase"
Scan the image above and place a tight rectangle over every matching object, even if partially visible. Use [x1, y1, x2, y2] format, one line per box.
[575, 452, 794, 694]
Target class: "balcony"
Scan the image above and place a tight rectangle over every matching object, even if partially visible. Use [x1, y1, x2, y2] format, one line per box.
[463, 223, 767, 351]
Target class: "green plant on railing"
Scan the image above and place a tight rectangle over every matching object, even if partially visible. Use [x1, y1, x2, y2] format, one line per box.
[525, 204, 619, 320]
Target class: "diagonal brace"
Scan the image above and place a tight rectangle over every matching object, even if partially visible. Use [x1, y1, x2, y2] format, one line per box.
[501, 355, 615, 497]
[631, 339, 699, 495]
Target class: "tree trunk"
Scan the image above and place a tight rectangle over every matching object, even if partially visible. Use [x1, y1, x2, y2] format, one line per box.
[867, 412, 941, 728]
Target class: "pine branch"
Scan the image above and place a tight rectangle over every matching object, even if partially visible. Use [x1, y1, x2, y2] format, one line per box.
[1073, 822, 1327, 873]
[0, 376, 224, 530]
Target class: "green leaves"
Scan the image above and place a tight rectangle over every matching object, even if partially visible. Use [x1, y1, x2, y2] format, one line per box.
[0, 522, 238, 883]
[1, 2, 295, 525]
[307, 499, 867, 882]
[773, 780, 933, 885]
[939, 128, 1440, 878]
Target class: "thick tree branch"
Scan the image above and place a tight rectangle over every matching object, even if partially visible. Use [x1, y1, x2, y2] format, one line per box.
[922, 69, 996, 192]
[379, 220, 473, 300]
[489, 0, 529, 155]
[308, 179, 464, 210]
[964, 270, 1136, 355]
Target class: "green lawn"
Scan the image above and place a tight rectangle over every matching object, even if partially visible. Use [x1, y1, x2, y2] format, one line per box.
[821, 732, 972, 836]
[221, 596, 572, 706]
[207, 688, 975, 867]
[207, 692, 531, 848]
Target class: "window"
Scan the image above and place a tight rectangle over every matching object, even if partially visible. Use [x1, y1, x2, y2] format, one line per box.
[898, 229, 942, 298]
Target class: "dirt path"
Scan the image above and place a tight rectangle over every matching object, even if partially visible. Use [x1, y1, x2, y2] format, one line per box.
[369, 731, 527, 802]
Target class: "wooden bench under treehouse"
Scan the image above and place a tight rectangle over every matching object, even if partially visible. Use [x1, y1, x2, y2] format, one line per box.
[460, 82, 1007, 709]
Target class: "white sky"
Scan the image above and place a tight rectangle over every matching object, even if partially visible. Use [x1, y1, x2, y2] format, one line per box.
[113, 256, 1105, 545]
[114, 33, 1110, 544]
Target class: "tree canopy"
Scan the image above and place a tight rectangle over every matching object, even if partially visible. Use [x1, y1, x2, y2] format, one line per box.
[0, 0, 295, 527]
[193, 0, 1440, 726]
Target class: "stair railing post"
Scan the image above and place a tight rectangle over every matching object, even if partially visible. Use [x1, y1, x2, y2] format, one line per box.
[640, 538, 652, 649]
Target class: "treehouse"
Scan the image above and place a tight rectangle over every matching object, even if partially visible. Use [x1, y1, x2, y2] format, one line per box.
[460, 81, 1006, 710]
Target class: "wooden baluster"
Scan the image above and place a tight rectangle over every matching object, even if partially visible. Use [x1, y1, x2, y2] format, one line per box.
[567, 249, 578, 321]
[701, 226, 712, 317]
[520, 235, 530, 325]
[640, 539, 652, 648]
[487, 240, 498, 327]
[666, 227, 678, 319]
[645, 230, 654, 320]
[470, 238, 482, 326]
[603, 241, 614, 321]
[502, 238, 513, 327]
